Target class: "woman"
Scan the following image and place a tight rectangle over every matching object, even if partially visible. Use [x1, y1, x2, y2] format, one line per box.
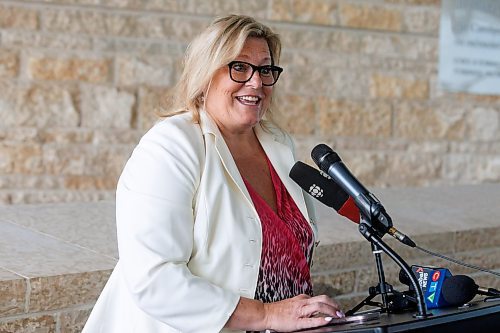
[82, 14, 343, 333]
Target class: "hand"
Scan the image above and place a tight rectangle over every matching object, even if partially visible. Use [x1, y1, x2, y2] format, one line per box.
[263, 294, 344, 332]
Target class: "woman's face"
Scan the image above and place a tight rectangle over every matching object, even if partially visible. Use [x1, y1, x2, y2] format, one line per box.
[205, 37, 274, 134]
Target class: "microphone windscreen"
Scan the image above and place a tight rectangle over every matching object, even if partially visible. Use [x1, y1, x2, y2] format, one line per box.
[289, 161, 349, 211]
[311, 144, 342, 171]
[311, 144, 343, 174]
[311, 144, 332, 166]
[441, 275, 478, 305]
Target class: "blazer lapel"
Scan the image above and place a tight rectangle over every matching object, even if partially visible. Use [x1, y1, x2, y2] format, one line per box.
[199, 111, 255, 211]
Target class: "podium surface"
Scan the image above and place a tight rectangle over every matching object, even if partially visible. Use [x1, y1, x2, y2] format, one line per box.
[294, 299, 500, 333]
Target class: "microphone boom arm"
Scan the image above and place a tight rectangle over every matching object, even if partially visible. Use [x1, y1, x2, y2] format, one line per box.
[358, 222, 429, 318]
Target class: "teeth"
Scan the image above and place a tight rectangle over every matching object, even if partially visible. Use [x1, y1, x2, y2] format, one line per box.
[238, 96, 260, 103]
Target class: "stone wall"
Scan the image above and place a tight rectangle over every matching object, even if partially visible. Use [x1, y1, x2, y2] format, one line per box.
[1, 0, 500, 204]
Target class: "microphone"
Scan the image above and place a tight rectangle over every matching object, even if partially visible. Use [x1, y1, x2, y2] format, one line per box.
[311, 144, 416, 247]
[441, 275, 500, 304]
[289, 161, 360, 223]
[402, 265, 453, 309]
[399, 266, 500, 308]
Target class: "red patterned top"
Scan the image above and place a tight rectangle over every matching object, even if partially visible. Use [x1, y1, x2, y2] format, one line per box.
[243, 158, 314, 303]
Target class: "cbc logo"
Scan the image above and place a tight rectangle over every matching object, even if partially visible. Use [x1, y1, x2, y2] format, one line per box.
[309, 184, 323, 198]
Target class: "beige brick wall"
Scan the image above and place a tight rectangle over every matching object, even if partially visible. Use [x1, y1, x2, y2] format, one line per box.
[1, 0, 499, 204]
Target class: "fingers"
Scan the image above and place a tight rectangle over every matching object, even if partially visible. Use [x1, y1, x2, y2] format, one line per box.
[308, 294, 342, 310]
[296, 316, 338, 330]
[263, 294, 345, 332]
[301, 295, 344, 319]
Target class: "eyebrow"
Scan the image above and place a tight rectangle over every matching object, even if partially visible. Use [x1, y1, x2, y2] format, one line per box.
[237, 53, 271, 61]
[234, 56, 272, 65]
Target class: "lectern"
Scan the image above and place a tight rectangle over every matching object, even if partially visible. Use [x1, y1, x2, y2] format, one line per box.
[294, 300, 500, 333]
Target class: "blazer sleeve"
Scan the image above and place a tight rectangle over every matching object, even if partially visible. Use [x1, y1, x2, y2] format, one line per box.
[115, 119, 240, 332]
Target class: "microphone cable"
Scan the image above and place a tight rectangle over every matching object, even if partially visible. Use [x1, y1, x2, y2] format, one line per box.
[415, 245, 500, 278]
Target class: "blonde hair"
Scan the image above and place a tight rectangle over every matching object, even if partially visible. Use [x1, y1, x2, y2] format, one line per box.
[160, 14, 282, 124]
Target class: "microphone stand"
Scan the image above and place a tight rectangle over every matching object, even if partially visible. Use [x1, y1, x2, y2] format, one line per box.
[346, 218, 429, 319]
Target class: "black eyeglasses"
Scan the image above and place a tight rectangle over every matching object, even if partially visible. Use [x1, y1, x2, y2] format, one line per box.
[228, 61, 283, 86]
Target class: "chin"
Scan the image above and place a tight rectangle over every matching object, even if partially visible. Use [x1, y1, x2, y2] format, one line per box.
[237, 110, 263, 124]
[242, 118, 261, 128]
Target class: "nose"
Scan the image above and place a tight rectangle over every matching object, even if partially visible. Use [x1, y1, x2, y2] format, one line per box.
[245, 69, 263, 88]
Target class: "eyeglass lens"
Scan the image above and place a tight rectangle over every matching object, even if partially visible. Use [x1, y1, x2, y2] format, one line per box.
[229, 62, 281, 86]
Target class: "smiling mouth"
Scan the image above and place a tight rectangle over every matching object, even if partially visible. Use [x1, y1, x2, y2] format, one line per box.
[236, 95, 261, 105]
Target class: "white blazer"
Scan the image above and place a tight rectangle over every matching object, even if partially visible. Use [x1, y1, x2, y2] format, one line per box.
[82, 111, 318, 333]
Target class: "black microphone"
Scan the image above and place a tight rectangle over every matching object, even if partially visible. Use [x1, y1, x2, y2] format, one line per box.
[289, 161, 360, 222]
[441, 275, 500, 305]
[290, 161, 350, 211]
[311, 144, 415, 247]
[399, 267, 500, 308]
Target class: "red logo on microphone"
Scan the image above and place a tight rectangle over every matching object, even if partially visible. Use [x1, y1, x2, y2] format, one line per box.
[432, 271, 441, 281]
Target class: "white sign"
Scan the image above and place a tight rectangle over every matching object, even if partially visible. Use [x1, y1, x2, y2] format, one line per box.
[439, 0, 500, 95]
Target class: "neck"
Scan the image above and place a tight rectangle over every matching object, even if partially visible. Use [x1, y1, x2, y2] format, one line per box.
[223, 127, 261, 156]
[203, 111, 263, 157]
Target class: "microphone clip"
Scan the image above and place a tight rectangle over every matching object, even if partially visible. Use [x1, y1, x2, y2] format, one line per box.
[367, 200, 393, 236]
